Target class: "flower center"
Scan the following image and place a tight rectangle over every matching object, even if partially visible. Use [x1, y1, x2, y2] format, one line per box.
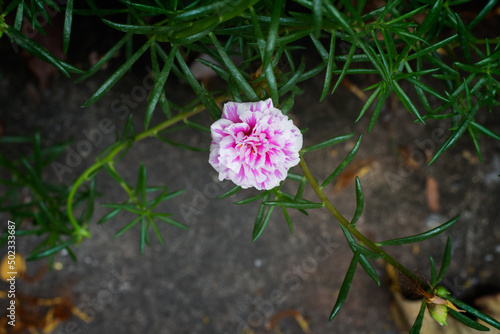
[235, 129, 268, 154]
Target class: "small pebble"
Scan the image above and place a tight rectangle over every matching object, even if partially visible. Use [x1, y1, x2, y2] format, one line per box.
[495, 245, 500, 254]
[450, 180, 462, 193]
[485, 154, 500, 185]
[425, 213, 447, 229]
[254, 258, 262, 268]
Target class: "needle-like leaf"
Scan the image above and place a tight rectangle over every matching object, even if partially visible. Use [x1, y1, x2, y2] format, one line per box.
[436, 236, 452, 284]
[302, 133, 354, 153]
[63, 0, 73, 54]
[377, 215, 460, 246]
[83, 38, 155, 107]
[409, 299, 426, 334]
[145, 45, 177, 129]
[351, 177, 364, 225]
[322, 135, 362, 188]
[329, 252, 359, 321]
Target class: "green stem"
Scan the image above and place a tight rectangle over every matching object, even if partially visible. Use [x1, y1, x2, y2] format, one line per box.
[298, 152, 428, 290]
[67, 96, 226, 239]
[106, 162, 139, 205]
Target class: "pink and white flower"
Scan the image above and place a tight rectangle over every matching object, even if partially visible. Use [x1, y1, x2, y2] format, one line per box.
[209, 98, 303, 190]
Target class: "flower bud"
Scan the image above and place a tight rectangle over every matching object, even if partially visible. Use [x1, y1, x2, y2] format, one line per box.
[435, 285, 451, 298]
[428, 303, 448, 326]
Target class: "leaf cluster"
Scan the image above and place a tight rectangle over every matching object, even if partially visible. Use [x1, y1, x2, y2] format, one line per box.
[3, 0, 498, 161]
[218, 171, 318, 241]
[0, 133, 88, 263]
[299, 132, 500, 331]
[100, 161, 187, 254]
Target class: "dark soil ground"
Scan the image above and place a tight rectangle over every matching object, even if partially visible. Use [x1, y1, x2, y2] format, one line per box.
[0, 18, 500, 334]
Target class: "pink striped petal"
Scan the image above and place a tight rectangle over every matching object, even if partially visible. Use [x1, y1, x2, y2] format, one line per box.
[209, 98, 302, 190]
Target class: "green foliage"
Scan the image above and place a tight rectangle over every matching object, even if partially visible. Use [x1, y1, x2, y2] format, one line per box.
[100, 162, 187, 254]
[448, 309, 490, 331]
[321, 135, 362, 188]
[82, 37, 155, 107]
[301, 132, 354, 153]
[436, 236, 453, 285]
[0, 133, 86, 263]
[63, 0, 73, 53]
[5, 26, 82, 76]
[145, 45, 178, 128]
[351, 176, 364, 225]
[329, 251, 359, 321]
[377, 215, 460, 246]
[340, 225, 380, 286]
[447, 296, 500, 330]
[409, 300, 427, 334]
[1, 0, 500, 331]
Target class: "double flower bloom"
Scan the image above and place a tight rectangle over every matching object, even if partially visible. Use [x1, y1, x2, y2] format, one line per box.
[209, 99, 303, 190]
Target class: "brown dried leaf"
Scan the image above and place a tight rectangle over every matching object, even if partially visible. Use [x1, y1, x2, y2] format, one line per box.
[333, 158, 374, 192]
[0, 256, 88, 333]
[1, 254, 26, 282]
[426, 176, 440, 212]
[462, 150, 480, 165]
[341, 78, 367, 101]
[397, 146, 420, 170]
[267, 309, 310, 334]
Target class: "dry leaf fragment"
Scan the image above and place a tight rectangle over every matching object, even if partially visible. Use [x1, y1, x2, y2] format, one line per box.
[1, 254, 26, 282]
[266, 309, 310, 334]
[341, 78, 367, 101]
[426, 176, 440, 212]
[0, 254, 88, 333]
[397, 146, 420, 170]
[333, 158, 374, 192]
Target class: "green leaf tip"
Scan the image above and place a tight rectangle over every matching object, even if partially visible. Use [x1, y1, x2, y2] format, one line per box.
[330, 252, 360, 321]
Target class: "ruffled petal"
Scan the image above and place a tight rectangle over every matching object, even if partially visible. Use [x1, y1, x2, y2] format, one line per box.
[209, 100, 302, 190]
